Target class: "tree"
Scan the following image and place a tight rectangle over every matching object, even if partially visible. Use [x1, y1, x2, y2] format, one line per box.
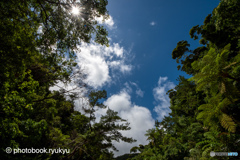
[68, 90, 136, 160]
[0, 0, 136, 159]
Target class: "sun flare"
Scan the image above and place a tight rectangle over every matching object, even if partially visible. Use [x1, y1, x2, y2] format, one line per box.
[72, 7, 79, 15]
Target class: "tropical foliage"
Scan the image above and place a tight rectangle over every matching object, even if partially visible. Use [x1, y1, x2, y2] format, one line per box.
[0, 0, 135, 159]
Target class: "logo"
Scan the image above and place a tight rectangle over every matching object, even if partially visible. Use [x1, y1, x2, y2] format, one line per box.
[210, 151, 215, 157]
[6, 147, 12, 154]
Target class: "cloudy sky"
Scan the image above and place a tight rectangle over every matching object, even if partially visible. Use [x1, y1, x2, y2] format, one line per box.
[72, 0, 220, 156]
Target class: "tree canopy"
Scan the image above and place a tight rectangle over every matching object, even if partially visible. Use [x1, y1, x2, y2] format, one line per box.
[0, 0, 135, 159]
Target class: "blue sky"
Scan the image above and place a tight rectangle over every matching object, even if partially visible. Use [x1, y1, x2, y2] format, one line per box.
[70, 0, 220, 156]
[105, 0, 220, 118]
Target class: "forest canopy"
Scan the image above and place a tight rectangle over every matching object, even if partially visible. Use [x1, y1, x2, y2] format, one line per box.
[0, 0, 135, 159]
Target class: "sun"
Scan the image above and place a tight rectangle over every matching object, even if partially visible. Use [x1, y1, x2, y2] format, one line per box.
[72, 6, 80, 15]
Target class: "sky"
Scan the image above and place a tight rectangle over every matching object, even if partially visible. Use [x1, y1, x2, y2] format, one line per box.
[65, 0, 220, 156]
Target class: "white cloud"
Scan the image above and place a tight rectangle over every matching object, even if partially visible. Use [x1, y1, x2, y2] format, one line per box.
[102, 90, 155, 156]
[153, 77, 175, 120]
[123, 82, 133, 94]
[95, 15, 115, 29]
[120, 64, 132, 74]
[105, 91, 132, 112]
[150, 21, 156, 26]
[49, 76, 86, 96]
[76, 41, 132, 88]
[78, 48, 110, 87]
[112, 43, 123, 57]
[73, 15, 133, 88]
[37, 24, 43, 34]
[129, 82, 144, 98]
[52, 81, 152, 156]
[74, 96, 89, 113]
[108, 60, 132, 75]
[136, 88, 144, 98]
[87, 86, 153, 157]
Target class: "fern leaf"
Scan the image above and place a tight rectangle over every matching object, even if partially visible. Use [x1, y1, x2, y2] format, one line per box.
[198, 104, 212, 111]
[196, 111, 207, 120]
[218, 98, 231, 110]
[202, 146, 212, 157]
[196, 140, 211, 147]
[220, 113, 236, 133]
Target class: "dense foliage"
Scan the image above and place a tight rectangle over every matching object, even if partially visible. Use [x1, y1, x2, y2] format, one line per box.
[129, 0, 240, 159]
[0, 0, 135, 159]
